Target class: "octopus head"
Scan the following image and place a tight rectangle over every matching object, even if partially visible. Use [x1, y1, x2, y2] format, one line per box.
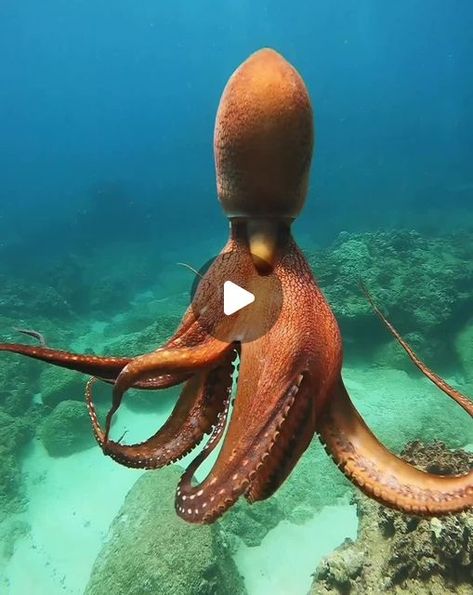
[214, 48, 314, 222]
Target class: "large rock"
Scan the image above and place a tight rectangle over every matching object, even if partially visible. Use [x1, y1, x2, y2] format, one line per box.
[310, 441, 473, 595]
[85, 466, 247, 595]
[39, 400, 95, 456]
[40, 366, 86, 409]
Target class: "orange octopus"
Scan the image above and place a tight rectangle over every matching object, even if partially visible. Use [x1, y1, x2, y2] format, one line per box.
[1, 49, 472, 523]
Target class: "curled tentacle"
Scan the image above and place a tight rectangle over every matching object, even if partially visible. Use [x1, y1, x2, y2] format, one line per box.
[175, 370, 307, 523]
[105, 338, 234, 441]
[318, 379, 473, 516]
[360, 281, 473, 417]
[174, 311, 316, 524]
[85, 348, 237, 468]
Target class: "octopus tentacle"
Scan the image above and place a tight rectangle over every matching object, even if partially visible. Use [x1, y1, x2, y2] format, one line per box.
[0, 344, 131, 379]
[175, 349, 309, 524]
[0, 343, 191, 390]
[0, 310, 198, 389]
[361, 282, 473, 416]
[105, 337, 234, 440]
[318, 379, 473, 515]
[85, 348, 236, 468]
[244, 373, 316, 503]
[175, 390, 232, 519]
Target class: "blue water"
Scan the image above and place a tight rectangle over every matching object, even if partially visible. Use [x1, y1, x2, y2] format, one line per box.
[1, 1, 472, 269]
[1, 3, 472, 594]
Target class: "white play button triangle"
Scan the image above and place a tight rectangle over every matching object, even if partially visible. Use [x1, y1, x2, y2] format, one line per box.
[223, 281, 255, 315]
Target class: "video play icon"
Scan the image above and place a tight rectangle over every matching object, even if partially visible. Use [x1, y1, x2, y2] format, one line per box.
[188, 249, 283, 343]
[223, 281, 255, 315]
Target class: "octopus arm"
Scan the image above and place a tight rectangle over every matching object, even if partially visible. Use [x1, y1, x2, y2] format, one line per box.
[0, 311, 198, 389]
[317, 379, 473, 515]
[244, 373, 316, 503]
[0, 343, 130, 379]
[85, 348, 236, 469]
[0, 342, 192, 390]
[361, 282, 473, 416]
[104, 337, 235, 439]
[174, 330, 312, 524]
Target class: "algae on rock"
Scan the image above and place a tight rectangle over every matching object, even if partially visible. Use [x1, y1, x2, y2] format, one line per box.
[307, 230, 473, 370]
[39, 400, 95, 456]
[85, 466, 247, 595]
[310, 441, 473, 595]
[40, 366, 86, 409]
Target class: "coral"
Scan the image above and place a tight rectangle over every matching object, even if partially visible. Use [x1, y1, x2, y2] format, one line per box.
[85, 466, 247, 595]
[310, 441, 473, 595]
[307, 230, 473, 369]
[0, 275, 74, 320]
[0, 345, 39, 416]
[0, 410, 34, 454]
[39, 400, 96, 457]
[0, 409, 34, 520]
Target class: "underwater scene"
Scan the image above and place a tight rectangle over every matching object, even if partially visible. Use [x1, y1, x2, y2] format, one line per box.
[1, 1, 472, 594]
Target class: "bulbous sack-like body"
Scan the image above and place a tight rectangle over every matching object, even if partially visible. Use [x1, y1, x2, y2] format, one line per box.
[214, 48, 314, 220]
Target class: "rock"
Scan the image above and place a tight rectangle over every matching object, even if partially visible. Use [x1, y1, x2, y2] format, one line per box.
[102, 317, 183, 357]
[307, 230, 473, 369]
[40, 366, 86, 409]
[310, 441, 473, 595]
[39, 400, 95, 456]
[85, 466, 247, 595]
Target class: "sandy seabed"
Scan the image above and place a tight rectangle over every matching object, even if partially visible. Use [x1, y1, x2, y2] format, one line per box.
[2, 364, 470, 595]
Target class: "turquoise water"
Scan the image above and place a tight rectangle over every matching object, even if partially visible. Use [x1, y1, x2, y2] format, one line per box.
[1, 2, 472, 594]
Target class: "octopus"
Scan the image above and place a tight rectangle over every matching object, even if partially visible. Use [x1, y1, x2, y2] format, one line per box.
[1, 48, 472, 523]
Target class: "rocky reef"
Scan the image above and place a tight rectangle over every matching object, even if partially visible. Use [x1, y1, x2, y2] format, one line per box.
[0, 228, 472, 570]
[308, 230, 473, 373]
[85, 466, 247, 595]
[0, 409, 34, 521]
[310, 441, 473, 595]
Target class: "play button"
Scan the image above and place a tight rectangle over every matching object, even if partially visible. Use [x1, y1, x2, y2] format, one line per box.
[187, 249, 283, 343]
[223, 281, 255, 315]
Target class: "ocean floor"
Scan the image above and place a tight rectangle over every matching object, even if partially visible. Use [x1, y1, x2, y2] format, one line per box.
[1, 363, 471, 595]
